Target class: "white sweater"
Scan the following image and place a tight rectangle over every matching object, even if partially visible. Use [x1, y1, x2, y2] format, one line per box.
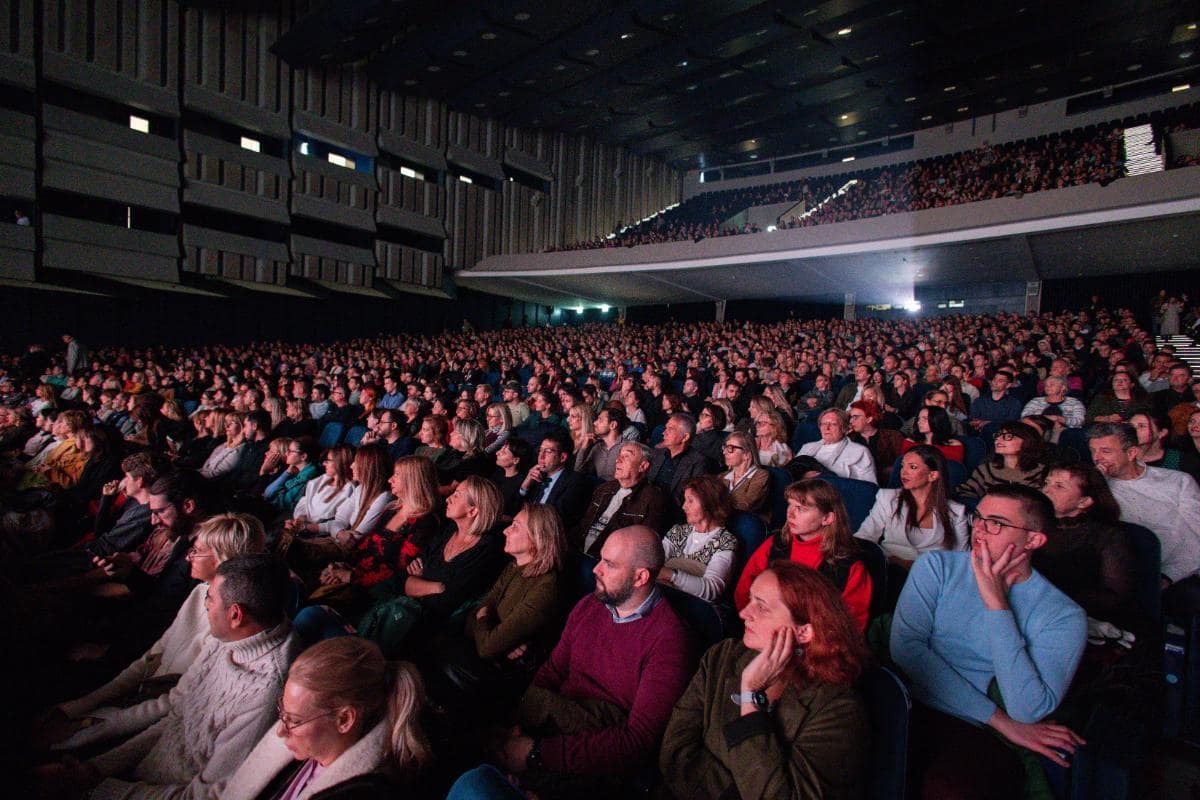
[318, 484, 394, 539]
[798, 438, 878, 484]
[853, 488, 969, 561]
[56, 584, 210, 751]
[223, 718, 391, 800]
[292, 474, 355, 523]
[1108, 463, 1200, 583]
[89, 622, 299, 800]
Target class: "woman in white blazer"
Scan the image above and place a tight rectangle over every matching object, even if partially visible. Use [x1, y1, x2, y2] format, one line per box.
[853, 445, 968, 565]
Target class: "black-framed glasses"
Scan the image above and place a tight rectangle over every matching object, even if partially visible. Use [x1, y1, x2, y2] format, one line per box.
[722, 444, 746, 453]
[276, 698, 337, 734]
[993, 431, 1017, 441]
[966, 510, 1039, 536]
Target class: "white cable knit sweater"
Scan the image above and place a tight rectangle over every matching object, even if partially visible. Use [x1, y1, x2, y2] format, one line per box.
[88, 621, 299, 800]
[56, 583, 210, 751]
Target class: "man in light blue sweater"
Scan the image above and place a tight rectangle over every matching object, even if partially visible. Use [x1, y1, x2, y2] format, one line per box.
[891, 483, 1087, 800]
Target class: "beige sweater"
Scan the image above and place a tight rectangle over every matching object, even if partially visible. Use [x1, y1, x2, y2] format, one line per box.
[57, 584, 210, 751]
[89, 622, 299, 800]
[223, 719, 391, 800]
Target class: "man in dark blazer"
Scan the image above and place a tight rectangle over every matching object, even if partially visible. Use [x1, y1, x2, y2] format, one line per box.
[573, 442, 669, 558]
[645, 413, 708, 506]
[519, 429, 590, 525]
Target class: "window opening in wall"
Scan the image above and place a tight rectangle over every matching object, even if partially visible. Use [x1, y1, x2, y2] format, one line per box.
[948, 299, 965, 308]
[129, 115, 150, 133]
[400, 166, 424, 180]
[328, 152, 353, 169]
[240, 136, 261, 152]
[457, 174, 473, 184]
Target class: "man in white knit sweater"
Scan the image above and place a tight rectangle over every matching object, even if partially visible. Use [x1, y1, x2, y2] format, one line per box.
[39, 555, 299, 800]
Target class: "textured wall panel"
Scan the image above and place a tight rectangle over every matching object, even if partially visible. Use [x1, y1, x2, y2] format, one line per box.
[182, 2, 291, 137]
[0, 109, 37, 200]
[0, 0, 36, 88]
[294, 65, 376, 154]
[376, 241, 444, 288]
[42, 0, 179, 115]
[183, 130, 290, 222]
[43, 214, 179, 281]
[183, 225, 289, 285]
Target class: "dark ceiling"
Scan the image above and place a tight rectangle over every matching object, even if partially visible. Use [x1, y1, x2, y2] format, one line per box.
[268, 1, 1200, 170]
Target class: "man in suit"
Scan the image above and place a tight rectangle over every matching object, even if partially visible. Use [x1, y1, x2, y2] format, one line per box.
[519, 429, 589, 523]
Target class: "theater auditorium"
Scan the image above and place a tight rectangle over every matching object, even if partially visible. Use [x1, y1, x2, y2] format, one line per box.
[2, 2, 1200, 798]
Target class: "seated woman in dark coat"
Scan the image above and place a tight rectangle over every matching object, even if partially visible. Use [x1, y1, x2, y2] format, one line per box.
[659, 562, 869, 800]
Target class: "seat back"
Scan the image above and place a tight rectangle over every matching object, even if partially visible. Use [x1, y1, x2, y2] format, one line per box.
[573, 553, 599, 599]
[343, 425, 368, 447]
[649, 424, 665, 446]
[825, 476, 879, 531]
[961, 436, 987, 476]
[318, 422, 345, 449]
[663, 587, 728, 649]
[767, 467, 793, 529]
[1058, 428, 1092, 465]
[856, 539, 889, 622]
[727, 511, 769, 577]
[859, 666, 911, 800]
[181, 399, 199, 416]
[792, 420, 821, 452]
[1121, 522, 1161, 623]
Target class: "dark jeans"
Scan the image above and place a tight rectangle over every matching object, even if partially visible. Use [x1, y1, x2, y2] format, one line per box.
[908, 703, 1024, 800]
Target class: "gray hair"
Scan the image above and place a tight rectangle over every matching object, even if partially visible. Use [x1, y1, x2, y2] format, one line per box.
[620, 441, 653, 465]
[1086, 422, 1138, 450]
[668, 412, 696, 438]
[1043, 375, 1069, 393]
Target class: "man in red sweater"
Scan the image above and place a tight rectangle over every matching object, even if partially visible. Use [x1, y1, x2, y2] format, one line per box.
[493, 525, 695, 798]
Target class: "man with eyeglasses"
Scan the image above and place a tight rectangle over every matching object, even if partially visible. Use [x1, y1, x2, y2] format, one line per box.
[519, 429, 589, 524]
[40, 555, 299, 800]
[892, 484, 1087, 799]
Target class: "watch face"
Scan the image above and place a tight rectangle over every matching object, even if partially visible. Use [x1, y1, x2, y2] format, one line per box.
[752, 690, 769, 708]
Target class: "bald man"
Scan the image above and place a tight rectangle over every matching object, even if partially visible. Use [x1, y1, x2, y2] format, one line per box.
[492, 526, 695, 797]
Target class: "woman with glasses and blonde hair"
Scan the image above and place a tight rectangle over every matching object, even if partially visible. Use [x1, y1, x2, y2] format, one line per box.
[958, 421, 1049, 501]
[734, 479, 872, 631]
[566, 404, 597, 473]
[721, 430, 769, 519]
[42, 513, 266, 751]
[483, 402, 513, 455]
[224, 637, 431, 799]
[198, 411, 246, 480]
[753, 409, 793, 467]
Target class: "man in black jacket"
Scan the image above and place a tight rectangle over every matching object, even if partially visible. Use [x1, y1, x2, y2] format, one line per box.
[519, 429, 590, 524]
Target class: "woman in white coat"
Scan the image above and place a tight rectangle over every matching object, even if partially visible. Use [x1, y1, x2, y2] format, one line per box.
[853, 445, 968, 569]
[222, 637, 431, 800]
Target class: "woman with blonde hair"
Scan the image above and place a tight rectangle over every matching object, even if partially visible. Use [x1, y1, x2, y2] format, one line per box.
[753, 409, 793, 467]
[224, 637, 431, 799]
[566, 404, 597, 472]
[198, 411, 245, 479]
[483, 402, 513, 455]
[734, 479, 873, 631]
[436, 503, 568, 699]
[356, 476, 507, 656]
[42, 513, 266, 751]
[721, 430, 770, 519]
[261, 396, 286, 431]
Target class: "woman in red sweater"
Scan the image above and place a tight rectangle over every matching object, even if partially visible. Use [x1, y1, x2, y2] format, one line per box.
[734, 478, 872, 631]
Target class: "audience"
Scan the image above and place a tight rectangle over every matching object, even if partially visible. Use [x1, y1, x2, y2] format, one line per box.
[658, 475, 739, 602]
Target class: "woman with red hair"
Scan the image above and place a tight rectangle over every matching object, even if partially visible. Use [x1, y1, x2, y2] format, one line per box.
[659, 561, 869, 799]
[847, 400, 904, 485]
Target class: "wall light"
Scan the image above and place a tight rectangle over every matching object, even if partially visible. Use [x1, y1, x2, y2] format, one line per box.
[458, 175, 473, 184]
[600, 305, 610, 313]
[299, 141, 311, 155]
[327, 152, 352, 168]
[240, 136, 260, 152]
[129, 115, 150, 133]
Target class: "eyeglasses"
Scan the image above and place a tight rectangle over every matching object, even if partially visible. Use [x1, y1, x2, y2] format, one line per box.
[276, 698, 337, 734]
[966, 510, 1039, 536]
[722, 444, 746, 453]
[185, 546, 215, 560]
[993, 431, 1017, 441]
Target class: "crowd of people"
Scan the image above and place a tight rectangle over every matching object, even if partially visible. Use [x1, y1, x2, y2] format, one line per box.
[4, 300, 1200, 798]
[551, 123, 1126, 252]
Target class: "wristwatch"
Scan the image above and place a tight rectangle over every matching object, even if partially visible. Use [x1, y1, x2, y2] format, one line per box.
[730, 689, 770, 710]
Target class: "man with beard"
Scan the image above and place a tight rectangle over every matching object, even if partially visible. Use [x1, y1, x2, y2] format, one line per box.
[487, 526, 693, 798]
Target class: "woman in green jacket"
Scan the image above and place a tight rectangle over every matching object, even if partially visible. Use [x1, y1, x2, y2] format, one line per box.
[659, 562, 869, 800]
[265, 436, 321, 515]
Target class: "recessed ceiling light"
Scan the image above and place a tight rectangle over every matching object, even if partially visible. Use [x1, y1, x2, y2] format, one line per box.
[523, 78, 535, 84]
[677, 60, 688, 67]
[498, 90, 510, 97]
[1127, 63, 1142, 71]
[888, 122, 899, 128]
[1189, 23, 1197, 30]
[995, 96, 1007, 103]
[1030, 63, 1043, 70]
[984, 75, 998, 81]
[957, 106, 969, 112]
[620, 32, 633, 40]
[806, 122, 815, 128]
[842, 156, 856, 162]
[403, 79, 417, 86]
[474, 102, 486, 108]
[1078, 50, 1093, 57]
[585, 48, 600, 56]
[943, 85, 956, 91]
[481, 32, 497, 40]
[1079, 75, 1092, 82]
[1172, 83, 1191, 92]
[427, 65, 441, 72]
[452, 50, 467, 57]
[840, 113, 849, 119]
[828, 136, 837, 142]
[1035, 86, 1048, 93]
[514, 11, 531, 21]
[1182, 51, 1194, 59]
[858, 130, 867, 136]
[921, 114, 932, 121]
[837, 27, 852, 36]
[904, 96, 916, 102]
[749, 153, 758, 158]
[685, 84, 697, 91]
[661, 13, 675, 21]
[910, 39, 925, 47]
[554, 64, 566, 71]
[755, 28, 768, 36]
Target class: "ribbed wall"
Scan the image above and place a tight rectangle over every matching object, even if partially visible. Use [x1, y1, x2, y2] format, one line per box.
[0, 0, 681, 294]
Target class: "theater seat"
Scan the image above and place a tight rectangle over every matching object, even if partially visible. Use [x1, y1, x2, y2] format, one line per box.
[343, 425, 368, 447]
[663, 586, 728, 649]
[318, 422, 345, 449]
[792, 420, 821, 452]
[726, 511, 769, 576]
[858, 666, 911, 800]
[855, 539, 889, 622]
[767, 467, 792, 529]
[824, 476, 879, 531]
[961, 436, 987, 476]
